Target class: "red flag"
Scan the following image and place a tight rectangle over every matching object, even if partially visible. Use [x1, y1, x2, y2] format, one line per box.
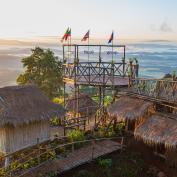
[81, 30, 90, 42]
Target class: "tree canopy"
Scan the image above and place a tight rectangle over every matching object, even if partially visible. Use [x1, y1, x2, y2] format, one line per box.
[17, 47, 63, 98]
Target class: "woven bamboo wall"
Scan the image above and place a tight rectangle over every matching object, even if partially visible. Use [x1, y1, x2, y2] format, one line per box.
[0, 121, 50, 154]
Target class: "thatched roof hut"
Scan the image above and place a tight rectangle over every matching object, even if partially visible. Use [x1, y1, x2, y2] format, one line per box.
[107, 96, 154, 130]
[0, 85, 65, 154]
[65, 93, 98, 116]
[134, 114, 177, 149]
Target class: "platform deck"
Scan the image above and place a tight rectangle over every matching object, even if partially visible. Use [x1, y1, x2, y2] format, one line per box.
[64, 75, 129, 86]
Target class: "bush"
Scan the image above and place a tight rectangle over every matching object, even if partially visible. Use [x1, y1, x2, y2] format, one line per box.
[52, 97, 64, 105]
[97, 158, 112, 168]
[75, 170, 95, 177]
[97, 125, 105, 137]
[106, 125, 115, 137]
[43, 171, 58, 177]
[117, 165, 138, 177]
[67, 129, 85, 142]
[50, 117, 61, 126]
[114, 122, 125, 135]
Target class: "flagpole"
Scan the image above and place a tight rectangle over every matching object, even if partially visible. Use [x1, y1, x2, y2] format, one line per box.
[88, 30, 90, 62]
[67, 35, 70, 63]
[70, 29, 71, 63]
[112, 30, 114, 62]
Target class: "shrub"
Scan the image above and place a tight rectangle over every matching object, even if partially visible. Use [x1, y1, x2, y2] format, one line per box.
[67, 129, 85, 142]
[43, 171, 58, 177]
[97, 125, 105, 137]
[50, 117, 61, 126]
[97, 158, 112, 168]
[114, 122, 125, 135]
[52, 97, 64, 105]
[117, 165, 138, 177]
[106, 125, 115, 137]
[75, 170, 95, 177]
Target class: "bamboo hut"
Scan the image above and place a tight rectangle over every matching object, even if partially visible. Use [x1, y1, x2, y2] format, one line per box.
[65, 93, 98, 117]
[134, 114, 177, 167]
[107, 96, 155, 130]
[0, 85, 65, 154]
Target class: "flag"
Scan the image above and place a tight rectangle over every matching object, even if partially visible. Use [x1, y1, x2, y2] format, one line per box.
[108, 31, 114, 44]
[61, 28, 71, 42]
[81, 30, 90, 42]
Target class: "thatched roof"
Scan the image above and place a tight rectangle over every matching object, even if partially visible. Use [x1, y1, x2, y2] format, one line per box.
[134, 114, 177, 149]
[107, 96, 154, 123]
[0, 85, 65, 127]
[65, 93, 98, 115]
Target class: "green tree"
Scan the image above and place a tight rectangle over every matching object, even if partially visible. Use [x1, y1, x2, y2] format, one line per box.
[17, 47, 63, 98]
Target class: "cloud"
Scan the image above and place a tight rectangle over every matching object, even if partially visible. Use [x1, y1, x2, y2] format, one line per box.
[159, 22, 173, 32]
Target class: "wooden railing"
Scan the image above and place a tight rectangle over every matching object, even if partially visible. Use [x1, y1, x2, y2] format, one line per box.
[131, 78, 177, 103]
[63, 61, 131, 85]
[1, 136, 124, 177]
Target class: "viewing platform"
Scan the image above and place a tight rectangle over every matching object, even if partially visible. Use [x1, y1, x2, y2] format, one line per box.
[63, 44, 133, 87]
[63, 61, 130, 86]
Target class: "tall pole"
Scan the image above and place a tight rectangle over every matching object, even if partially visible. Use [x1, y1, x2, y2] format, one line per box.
[88, 30, 90, 62]
[112, 30, 114, 62]
[67, 37, 70, 63]
[69, 31, 72, 63]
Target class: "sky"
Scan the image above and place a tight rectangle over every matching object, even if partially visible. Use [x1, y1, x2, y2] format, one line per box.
[0, 0, 177, 40]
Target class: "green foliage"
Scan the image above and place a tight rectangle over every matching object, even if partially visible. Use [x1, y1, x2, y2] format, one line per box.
[52, 97, 64, 105]
[56, 146, 65, 154]
[80, 85, 97, 95]
[114, 122, 125, 135]
[0, 168, 6, 177]
[97, 125, 106, 137]
[92, 95, 113, 106]
[75, 170, 95, 177]
[104, 95, 113, 106]
[67, 129, 85, 142]
[50, 117, 61, 126]
[106, 125, 115, 137]
[117, 165, 138, 177]
[22, 158, 37, 170]
[40, 150, 56, 162]
[17, 47, 63, 98]
[97, 125, 116, 138]
[96, 158, 112, 169]
[42, 171, 58, 177]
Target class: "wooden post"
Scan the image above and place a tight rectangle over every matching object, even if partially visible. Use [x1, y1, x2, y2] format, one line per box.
[37, 138, 40, 165]
[91, 140, 95, 160]
[72, 143, 74, 153]
[128, 60, 133, 87]
[5, 155, 10, 176]
[64, 117, 66, 136]
[77, 85, 80, 129]
[84, 119, 86, 131]
[99, 45, 101, 63]
[123, 46, 126, 76]
[87, 107, 89, 124]
[121, 137, 124, 153]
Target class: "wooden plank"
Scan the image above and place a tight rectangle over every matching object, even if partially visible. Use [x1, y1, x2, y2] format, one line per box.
[23, 140, 122, 177]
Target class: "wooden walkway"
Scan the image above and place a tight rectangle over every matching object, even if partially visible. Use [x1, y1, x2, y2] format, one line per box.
[23, 140, 122, 177]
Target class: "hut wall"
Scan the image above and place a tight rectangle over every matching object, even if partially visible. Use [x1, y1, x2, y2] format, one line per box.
[0, 121, 50, 154]
[0, 128, 7, 153]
